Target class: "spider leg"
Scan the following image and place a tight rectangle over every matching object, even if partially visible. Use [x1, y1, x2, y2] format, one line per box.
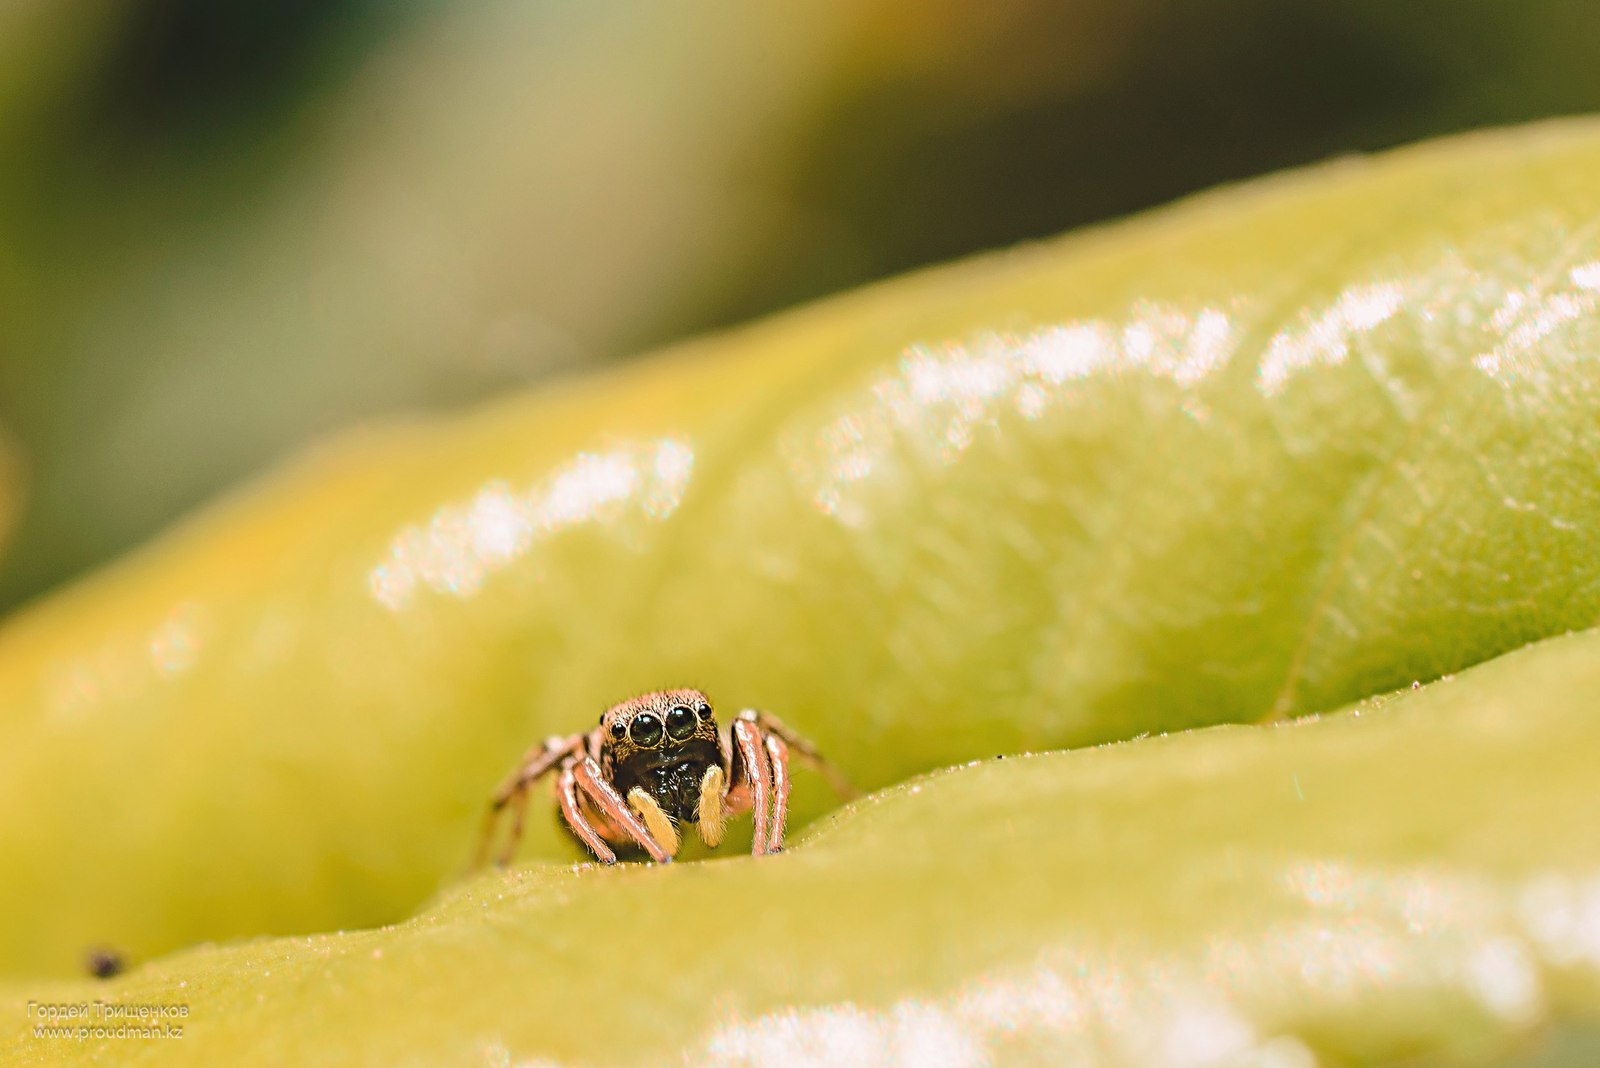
[712, 726, 753, 833]
[743, 710, 857, 798]
[475, 796, 511, 869]
[763, 732, 792, 854]
[491, 733, 585, 806]
[573, 756, 674, 864]
[494, 784, 535, 867]
[556, 759, 617, 864]
[476, 732, 586, 867]
[731, 714, 775, 856]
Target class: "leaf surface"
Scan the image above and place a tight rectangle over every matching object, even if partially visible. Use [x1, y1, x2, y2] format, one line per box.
[6, 631, 1600, 1065]
[1, 120, 1600, 1060]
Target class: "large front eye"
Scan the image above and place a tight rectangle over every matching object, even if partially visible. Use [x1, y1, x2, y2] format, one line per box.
[666, 705, 696, 741]
[629, 712, 664, 747]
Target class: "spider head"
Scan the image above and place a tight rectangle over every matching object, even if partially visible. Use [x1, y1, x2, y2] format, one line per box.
[599, 689, 721, 822]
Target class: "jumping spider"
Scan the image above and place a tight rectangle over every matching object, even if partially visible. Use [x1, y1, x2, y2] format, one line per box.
[478, 689, 852, 865]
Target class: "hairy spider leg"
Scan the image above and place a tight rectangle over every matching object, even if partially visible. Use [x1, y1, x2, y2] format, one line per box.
[496, 785, 535, 867]
[745, 710, 856, 798]
[763, 732, 792, 854]
[556, 759, 617, 864]
[731, 715, 775, 856]
[477, 732, 587, 867]
[573, 756, 674, 864]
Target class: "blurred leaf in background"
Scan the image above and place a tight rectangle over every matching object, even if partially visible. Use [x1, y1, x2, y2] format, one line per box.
[4, 0, 1600, 609]
[0, 0, 1600, 607]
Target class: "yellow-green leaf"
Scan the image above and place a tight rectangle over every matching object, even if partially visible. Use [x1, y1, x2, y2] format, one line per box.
[3, 117, 1600, 1052]
[6, 630, 1600, 1065]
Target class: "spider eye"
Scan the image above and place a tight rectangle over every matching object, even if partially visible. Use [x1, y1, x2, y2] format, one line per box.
[697, 704, 713, 721]
[666, 705, 696, 741]
[629, 713, 664, 747]
[609, 720, 626, 740]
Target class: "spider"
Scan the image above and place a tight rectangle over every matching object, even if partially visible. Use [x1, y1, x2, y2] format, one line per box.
[477, 689, 853, 865]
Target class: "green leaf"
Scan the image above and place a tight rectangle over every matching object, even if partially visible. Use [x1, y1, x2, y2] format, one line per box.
[6, 630, 1600, 1065]
[4, 115, 1600, 1061]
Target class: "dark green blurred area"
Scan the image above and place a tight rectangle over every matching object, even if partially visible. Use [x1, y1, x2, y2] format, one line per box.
[0, 0, 1597, 611]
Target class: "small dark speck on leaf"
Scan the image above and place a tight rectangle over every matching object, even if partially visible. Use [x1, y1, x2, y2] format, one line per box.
[85, 947, 125, 979]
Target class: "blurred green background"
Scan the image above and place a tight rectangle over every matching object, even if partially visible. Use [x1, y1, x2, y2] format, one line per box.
[1, 0, 1599, 610]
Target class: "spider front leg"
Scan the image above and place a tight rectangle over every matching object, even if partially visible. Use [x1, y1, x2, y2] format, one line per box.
[728, 710, 854, 856]
[747, 709, 857, 799]
[764, 732, 792, 854]
[572, 756, 676, 864]
[555, 759, 617, 864]
[476, 732, 586, 867]
[729, 714, 775, 856]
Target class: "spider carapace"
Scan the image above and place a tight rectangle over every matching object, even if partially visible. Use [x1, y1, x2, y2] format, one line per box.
[477, 689, 852, 865]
